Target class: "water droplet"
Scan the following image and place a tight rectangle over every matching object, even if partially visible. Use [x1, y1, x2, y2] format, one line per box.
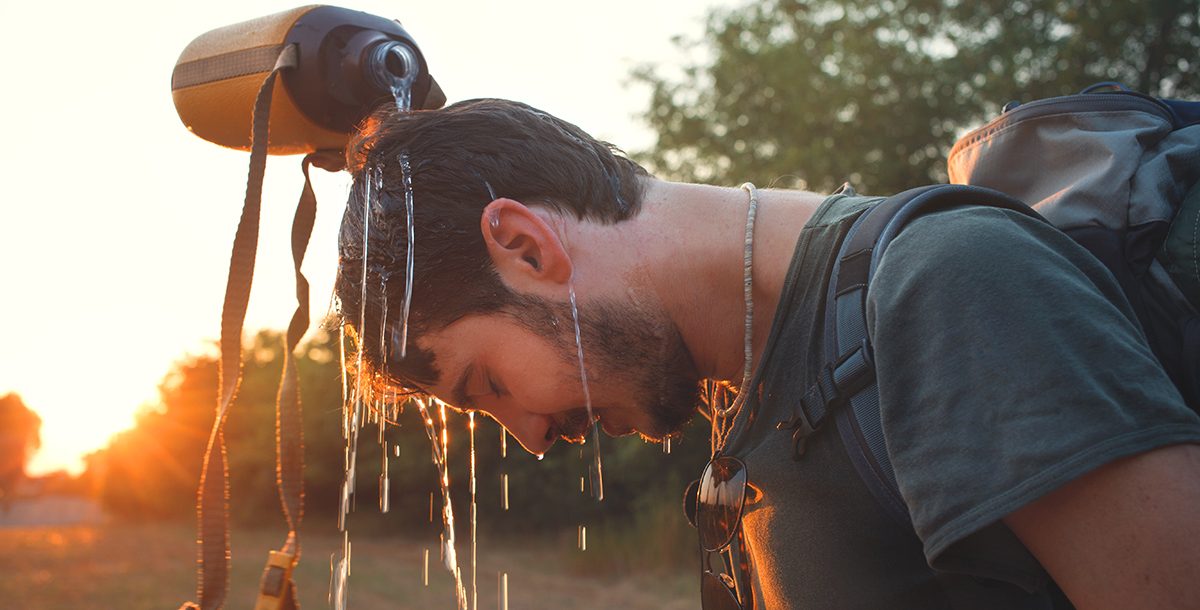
[469, 412, 478, 610]
[502, 474, 509, 510]
[331, 554, 348, 610]
[499, 573, 508, 610]
[379, 473, 389, 513]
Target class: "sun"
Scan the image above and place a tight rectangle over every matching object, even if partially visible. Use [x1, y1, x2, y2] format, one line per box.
[9, 361, 167, 477]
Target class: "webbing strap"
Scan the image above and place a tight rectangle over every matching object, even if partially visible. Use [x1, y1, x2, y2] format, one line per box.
[171, 45, 288, 91]
[275, 155, 319, 556]
[272, 149, 343, 559]
[188, 44, 298, 610]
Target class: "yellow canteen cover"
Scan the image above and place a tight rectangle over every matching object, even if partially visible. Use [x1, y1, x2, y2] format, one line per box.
[171, 5, 445, 155]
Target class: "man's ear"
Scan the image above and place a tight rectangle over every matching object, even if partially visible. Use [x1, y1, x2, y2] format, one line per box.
[480, 198, 572, 288]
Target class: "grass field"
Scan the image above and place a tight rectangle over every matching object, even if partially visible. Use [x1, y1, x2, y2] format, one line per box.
[0, 520, 697, 609]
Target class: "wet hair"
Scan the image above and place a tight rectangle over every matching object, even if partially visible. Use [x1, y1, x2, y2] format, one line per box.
[335, 98, 651, 393]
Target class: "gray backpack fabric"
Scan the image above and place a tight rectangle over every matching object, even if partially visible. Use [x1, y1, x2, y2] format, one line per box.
[948, 83, 1200, 407]
[1162, 180, 1200, 306]
[778, 84, 1200, 528]
[948, 83, 1200, 315]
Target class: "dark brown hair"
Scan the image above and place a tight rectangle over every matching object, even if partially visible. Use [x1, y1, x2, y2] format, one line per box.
[336, 98, 651, 392]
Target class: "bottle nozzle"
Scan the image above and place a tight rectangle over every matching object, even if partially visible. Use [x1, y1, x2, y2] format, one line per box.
[367, 41, 418, 93]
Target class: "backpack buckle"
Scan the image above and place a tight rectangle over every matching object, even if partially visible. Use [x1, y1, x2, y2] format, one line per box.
[776, 408, 821, 460]
[779, 339, 876, 460]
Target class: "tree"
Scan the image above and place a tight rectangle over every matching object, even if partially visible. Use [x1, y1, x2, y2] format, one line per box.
[635, 0, 1200, 194]
[87, 349, 217, 518]
[0, 393, 42, 508]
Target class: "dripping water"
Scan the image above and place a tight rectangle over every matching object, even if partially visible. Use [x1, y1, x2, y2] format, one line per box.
[392, 84, 412, 113]
[469, 412, 479, 610]
[386, 43, 417, 113]
[568, 281, 605, 501]
[376, 284, 390, 515]
[379, 440, 389, 513]
[397, 152, 416, 358]
[501, 474, 509, 510]
[349, 166, 383, 513]
[327, 553, 335, 605]
[498, 573, 509, 610]
[499, 428, 508, 510]
[391, 73, 413, 113]
[416, 398, 468, 609]
[339, 326, 349, 440]
[331, 531, 349, 610]
[333, 69, 429, 610]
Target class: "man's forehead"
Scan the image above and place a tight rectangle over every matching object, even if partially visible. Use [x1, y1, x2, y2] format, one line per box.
[412, 321, 480, 406]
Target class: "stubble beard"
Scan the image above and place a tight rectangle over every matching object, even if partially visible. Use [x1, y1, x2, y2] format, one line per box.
[511, 293, 702, 442]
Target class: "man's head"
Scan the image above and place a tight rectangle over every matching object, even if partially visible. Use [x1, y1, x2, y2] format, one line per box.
[336, 98, 701, 453]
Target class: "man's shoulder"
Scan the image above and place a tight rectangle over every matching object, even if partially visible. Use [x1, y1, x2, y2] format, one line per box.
[869, 203, 1119, 311]
[888, 204, 1070, 265]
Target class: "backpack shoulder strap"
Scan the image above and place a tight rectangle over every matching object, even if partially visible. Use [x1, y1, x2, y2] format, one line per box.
[780, 184, 1043, 527]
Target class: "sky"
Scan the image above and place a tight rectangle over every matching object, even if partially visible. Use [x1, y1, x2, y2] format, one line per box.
[0, 0, 736, 475]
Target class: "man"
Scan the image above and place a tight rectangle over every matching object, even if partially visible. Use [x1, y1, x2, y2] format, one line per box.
[335, 98, 1200, 609]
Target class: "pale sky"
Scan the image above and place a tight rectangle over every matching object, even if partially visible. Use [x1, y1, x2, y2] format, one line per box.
[0, 0, 735, 474]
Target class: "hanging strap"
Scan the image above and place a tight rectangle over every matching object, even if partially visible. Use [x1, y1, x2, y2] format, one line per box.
[179, 44, 301, 610]
[256, 148, 344, 610]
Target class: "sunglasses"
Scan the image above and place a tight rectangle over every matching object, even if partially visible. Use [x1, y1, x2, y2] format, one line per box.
[686, 455, 756, 610]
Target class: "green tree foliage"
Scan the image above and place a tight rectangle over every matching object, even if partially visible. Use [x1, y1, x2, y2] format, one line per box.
[0, 393, 42, 505]
[635, 0, 1199, 194]
[86, 347, 217, 518]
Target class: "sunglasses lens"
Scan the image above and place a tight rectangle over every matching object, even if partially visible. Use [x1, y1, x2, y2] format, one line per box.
[701, 571, 744, 610]
[683, 478, 701, 528]
[697, 456, 747, 552]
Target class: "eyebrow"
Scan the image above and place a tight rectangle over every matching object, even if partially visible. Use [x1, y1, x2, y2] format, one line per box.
[452, 362, 475, 410]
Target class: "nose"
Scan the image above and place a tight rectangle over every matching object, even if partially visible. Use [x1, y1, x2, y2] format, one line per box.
[483, 405, 555, 456]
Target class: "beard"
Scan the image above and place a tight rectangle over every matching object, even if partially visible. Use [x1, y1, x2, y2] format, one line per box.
[505, 292, 702, 440]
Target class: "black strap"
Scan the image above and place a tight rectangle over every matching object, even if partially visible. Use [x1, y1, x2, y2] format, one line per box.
[275, 155, 318, 557]
[188, 44, 300, 610]
[274, 148, 343, 565]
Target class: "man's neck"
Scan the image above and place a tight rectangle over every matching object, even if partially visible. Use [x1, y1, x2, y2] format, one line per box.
[622, 179, 825, 383]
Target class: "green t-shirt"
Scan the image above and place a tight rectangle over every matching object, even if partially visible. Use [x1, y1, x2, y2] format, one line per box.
[721, 192, 1200, 609]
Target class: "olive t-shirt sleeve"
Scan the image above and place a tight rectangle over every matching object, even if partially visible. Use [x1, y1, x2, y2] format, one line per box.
[865, 206, 1200, 590]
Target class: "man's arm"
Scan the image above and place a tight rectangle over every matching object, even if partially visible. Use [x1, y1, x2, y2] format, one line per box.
[1004, 443, 1200, 609]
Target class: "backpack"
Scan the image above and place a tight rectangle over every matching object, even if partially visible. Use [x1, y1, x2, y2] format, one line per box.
[782, 83, 1200, 527]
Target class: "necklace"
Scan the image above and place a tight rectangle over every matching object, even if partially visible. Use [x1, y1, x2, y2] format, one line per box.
[710, 182, 759, 450]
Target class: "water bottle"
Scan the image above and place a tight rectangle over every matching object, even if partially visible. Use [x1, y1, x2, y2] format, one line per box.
[171, 5, 446, 154]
